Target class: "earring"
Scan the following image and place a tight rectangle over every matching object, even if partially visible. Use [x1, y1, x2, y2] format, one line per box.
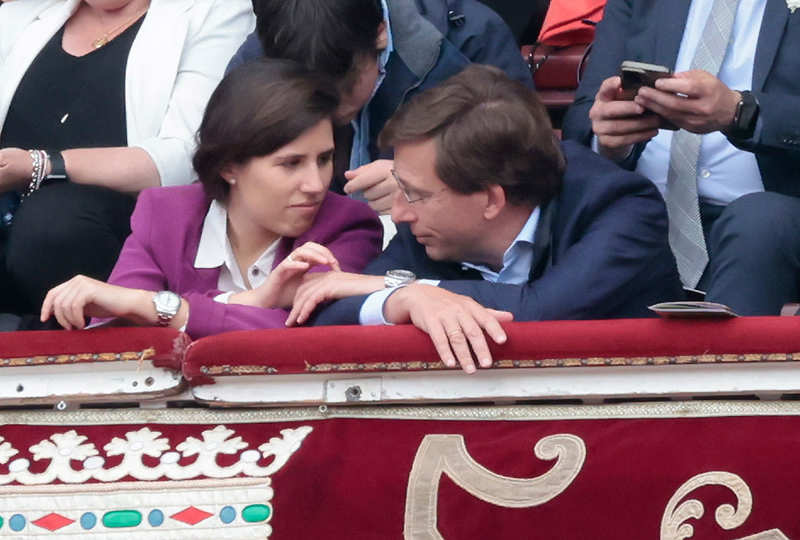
[228, 178, 237, 185]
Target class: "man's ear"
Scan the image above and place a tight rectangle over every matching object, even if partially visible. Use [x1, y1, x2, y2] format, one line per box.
[376, 22, 388, 51]
[483, 184, 507, 220]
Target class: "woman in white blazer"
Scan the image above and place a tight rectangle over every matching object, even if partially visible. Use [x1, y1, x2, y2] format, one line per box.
[0, 0, 254, 326]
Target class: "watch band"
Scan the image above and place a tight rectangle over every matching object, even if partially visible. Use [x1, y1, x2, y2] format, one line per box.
[45, 150, 69, 182]
[726, 90, 759, 140]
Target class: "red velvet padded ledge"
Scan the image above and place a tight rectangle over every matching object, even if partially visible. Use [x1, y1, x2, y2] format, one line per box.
[0, 326, 185, 371]
[182, 317, 800, 383]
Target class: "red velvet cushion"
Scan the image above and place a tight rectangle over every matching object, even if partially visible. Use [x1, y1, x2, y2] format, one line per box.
[182, 317, 800, 383]
[0, 327, 186, 371]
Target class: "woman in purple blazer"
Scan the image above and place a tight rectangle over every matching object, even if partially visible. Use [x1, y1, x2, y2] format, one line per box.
[39, 60, 382, 337]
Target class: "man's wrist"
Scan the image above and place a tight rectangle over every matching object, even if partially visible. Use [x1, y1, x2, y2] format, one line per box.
[723, 90, 759, 139]
[593, 136, 634, 163]
[382, 284, 414, 324]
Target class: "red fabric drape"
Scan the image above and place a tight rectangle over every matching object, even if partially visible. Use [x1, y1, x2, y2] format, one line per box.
[538, 0, 606, 46]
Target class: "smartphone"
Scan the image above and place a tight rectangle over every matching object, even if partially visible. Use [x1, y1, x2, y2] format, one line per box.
[619, 61, 672, 100]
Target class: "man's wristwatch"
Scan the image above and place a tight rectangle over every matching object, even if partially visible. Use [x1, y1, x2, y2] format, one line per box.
[384, 269, 416, 288]
[726, 90, 760, 140]
[152, 291, 181, 326]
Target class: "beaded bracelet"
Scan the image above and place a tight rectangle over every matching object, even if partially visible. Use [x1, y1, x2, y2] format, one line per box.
[23, 149, 48, 200]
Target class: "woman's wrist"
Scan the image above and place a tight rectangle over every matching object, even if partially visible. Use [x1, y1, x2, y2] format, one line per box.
[126, 289, 189, 329]
[229, 287, 271, 308]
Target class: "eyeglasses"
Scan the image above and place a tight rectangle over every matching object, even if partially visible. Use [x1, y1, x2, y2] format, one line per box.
[391, 169, 448, 204]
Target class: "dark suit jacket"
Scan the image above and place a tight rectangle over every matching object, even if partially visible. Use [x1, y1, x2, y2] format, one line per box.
[562, 0, 800, 197]
[314, 141, 683, 325]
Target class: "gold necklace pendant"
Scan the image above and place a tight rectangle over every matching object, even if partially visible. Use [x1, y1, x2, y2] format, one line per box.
[91, 6, 148, 50]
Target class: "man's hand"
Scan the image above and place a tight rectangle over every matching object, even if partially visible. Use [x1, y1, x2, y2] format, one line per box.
[230, 242, 340, 309]
[0, 148, 38, 193]
[344, 159, 396, 214]
[384, 284, 513, 374]
[636, 70, 740, 134]
[285, 271, 385, 326]
[589, 76, 661, 161]
[40, 275, 151, 330]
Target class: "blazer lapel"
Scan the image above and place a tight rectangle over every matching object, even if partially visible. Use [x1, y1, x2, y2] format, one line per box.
[654, 0, 693, 69]
[753, 0, 789, 91]
[125, 0, 192, 144]
[0, 0, 80, 130]
[529, 199, 556, 281]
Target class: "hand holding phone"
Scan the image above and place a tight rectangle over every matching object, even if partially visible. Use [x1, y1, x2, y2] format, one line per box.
[619, 61, 677, 130]
[619, 61, 673, 100]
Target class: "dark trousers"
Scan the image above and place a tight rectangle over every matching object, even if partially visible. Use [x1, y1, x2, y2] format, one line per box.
[698, 192, 800, 315]
[0, 182, 135, 319]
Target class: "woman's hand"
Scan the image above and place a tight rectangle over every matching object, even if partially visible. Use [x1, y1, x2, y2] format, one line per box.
[0, 148, 37, 193]
[40, 275, 152, 330]
[286, 271, 385, 326]
[229, 242, 341, 309]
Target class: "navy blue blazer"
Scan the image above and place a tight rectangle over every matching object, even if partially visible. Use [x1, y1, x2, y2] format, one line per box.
[314, 141, 683, 325]
[562, 0, 800, 197]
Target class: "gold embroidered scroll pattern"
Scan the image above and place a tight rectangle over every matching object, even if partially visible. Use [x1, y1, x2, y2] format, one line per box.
[660, 471, 789, 540]
[404, 433, 585, 539]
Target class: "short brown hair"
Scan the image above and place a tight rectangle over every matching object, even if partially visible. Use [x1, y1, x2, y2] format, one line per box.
[193, 59, 339, 201]
[379, 64, 565, 207]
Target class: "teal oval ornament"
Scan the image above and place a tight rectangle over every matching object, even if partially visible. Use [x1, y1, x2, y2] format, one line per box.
[241, 505, 271, 523]
[102, 510, 142, 528]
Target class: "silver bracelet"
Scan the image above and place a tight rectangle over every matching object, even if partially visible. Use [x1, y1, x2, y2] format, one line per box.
[23, 149, 48, 200]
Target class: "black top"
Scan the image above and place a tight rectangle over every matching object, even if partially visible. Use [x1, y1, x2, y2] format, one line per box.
[0, 15, 145, 151]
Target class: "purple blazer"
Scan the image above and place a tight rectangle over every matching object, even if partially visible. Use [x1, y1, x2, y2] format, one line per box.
[103, 183, 382, 338]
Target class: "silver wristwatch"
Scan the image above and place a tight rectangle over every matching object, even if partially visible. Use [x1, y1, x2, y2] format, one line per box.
[152, 291, 181, 326]
[384, 269, 416, 288]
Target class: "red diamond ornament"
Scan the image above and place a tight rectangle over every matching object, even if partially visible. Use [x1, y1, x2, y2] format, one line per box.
[33, 513, 75, 531]
[171, 506, 213, 526]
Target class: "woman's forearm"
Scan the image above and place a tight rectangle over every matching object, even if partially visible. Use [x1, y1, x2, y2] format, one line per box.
[62, 146, 161, 193]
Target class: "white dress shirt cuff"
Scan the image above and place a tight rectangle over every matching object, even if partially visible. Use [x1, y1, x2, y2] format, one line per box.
[214, 291, 234, 304]
[358, 279, 440, 325]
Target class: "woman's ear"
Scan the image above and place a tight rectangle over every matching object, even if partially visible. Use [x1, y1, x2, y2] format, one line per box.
[219, 163, 239, 186]
[483, 184, 507, 220]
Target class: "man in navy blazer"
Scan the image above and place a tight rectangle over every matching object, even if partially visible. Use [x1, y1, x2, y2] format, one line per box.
[562, 0, 800, 314]
[300, 65, 682, 373]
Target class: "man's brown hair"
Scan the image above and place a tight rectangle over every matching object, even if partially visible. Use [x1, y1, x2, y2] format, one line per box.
[379, 64, 565, 207]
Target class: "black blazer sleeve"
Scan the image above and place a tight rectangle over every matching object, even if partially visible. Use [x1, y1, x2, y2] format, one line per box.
[561, 0, 635, 148]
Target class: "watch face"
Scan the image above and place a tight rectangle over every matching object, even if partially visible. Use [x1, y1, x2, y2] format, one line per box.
[155, 291, 181, 313]
[385, 269, 416, 288]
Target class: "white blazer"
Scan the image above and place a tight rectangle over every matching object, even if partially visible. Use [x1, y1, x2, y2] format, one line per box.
[0, 0, 255, 186]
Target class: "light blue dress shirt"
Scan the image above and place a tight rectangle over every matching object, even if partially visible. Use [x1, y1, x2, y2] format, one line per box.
[349, 0, 395, 171]
[359, 207, 541, 325]
[635, 0, 767, 206]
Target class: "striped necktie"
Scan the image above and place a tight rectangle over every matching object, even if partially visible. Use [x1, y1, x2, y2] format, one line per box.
[665, 0, 740, 289]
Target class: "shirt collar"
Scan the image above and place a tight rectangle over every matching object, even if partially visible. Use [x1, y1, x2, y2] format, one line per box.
[502, 206, 540, 262]
[194, 199, 228, 269]
[194, 199, 281, 290]
[461, 206, 541, 281]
